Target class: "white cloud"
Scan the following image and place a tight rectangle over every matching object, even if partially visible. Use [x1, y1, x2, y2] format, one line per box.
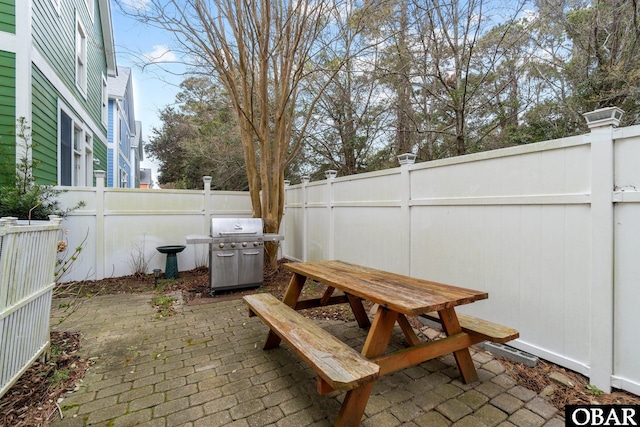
[119, 0, 152, 11]
[143, 45, 178, 64]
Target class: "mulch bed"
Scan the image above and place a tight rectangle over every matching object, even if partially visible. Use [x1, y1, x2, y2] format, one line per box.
[0, 331, 92, 427]
[2, 259, 638, 425]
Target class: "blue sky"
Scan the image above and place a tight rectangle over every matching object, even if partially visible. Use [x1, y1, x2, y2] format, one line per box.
[110, 1, 186, 176]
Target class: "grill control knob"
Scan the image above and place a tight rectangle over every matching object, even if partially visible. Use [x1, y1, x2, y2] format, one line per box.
[218, 243, 225, 248]
[253, 242, 259, 247]
[231, 242, 236, 248]
[242, 242, 247, 247]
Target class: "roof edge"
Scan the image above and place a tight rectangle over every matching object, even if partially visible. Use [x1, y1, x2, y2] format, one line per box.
[98, 0, 117, 76]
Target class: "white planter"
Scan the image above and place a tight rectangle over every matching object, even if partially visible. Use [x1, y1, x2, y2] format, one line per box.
[0, 216, 62, 398]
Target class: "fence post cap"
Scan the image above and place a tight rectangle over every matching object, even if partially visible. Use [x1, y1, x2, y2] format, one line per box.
[583, 107, 624, 129]
[397, 153, 417, 165]
[324, 170, 338, 180]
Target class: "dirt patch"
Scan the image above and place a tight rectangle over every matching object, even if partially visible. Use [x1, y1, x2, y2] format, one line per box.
[501, 357, 640, 411]
[3, 259, 638, 425]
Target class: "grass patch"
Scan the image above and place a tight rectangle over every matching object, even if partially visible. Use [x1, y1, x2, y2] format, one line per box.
[151, 295, 176, 317]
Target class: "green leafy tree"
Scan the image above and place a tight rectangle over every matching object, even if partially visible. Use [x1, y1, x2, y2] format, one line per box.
[146, 106, 191, 188]
[528, 0, 640, 131]
[300, 2, 393, 178]
[145, 77, 247, 190]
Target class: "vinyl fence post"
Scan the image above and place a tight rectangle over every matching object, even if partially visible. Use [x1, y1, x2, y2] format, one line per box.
[282, 180, 290, 258]
[302, 176, 310, 261]
[584, 107, 623, 393]
[398, 154, 416, 276]
[203, 176, 212, 234]
[94, 170, 106, 280]
[325, 170, 337, 260]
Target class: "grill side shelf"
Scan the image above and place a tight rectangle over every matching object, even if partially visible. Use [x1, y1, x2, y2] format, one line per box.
[185, 234, 214, 244]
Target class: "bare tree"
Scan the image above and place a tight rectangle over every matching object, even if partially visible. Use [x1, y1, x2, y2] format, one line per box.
[120, 0, 342, 268]
[412, 0, 530, 156]
[300, 1, 393, 177]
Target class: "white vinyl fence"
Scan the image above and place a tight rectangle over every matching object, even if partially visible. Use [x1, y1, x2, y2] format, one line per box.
[0, 217, 62, 398]
[56, 174, 253, 282]
[282, 109, 640, 396]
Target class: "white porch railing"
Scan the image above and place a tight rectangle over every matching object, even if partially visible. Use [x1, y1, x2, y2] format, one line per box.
[0, 217, 62, 398]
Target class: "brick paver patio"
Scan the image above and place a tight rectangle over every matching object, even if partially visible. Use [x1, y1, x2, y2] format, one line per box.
[50, 292, 564, 426]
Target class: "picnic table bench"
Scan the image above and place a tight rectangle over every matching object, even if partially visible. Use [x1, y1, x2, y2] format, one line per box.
[243, 260, 519, 426]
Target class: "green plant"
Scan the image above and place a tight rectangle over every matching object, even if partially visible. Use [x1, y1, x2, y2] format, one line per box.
[586, 384, 604, 396]
[151, 295, 175, 317]
[0, 118, 85, 221]
[50, 368, 70, 385]
[55, 228, 89, 283]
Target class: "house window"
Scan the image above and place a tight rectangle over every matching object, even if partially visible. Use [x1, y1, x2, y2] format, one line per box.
[85, 135, 94, 185]
[101, 74, 108, 125]
[120, 118, 129, 151]
[75, 15, 88, 96]
[73, 125, 83, 186]
[120, 169, 128, 188]
[60, 112, 73, 186]
[59, 108, 94, 186]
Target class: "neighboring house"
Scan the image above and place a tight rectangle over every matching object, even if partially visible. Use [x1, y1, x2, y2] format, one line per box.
[107, 67, 142, 188]
[139, 167, 152, 189]
[0, 0, 117, 188]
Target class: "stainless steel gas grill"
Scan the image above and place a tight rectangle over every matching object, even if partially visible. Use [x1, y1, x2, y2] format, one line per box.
[209, 218, 264, 294]
[186, 218, 283, 295]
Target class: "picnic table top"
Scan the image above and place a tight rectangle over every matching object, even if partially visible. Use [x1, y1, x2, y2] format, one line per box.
[283, 260, 488, 316]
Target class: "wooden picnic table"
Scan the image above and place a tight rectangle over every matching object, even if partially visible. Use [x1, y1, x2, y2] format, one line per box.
[244, 260, 518, 426]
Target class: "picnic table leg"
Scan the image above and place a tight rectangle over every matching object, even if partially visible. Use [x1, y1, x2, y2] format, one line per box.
[438, 307, 479, 383]
[397, 314, 421, 346]
[346, 294, 371, 328]
[335, 306, 398, 426]
[334, 382, 375, 427]
[263, 273, 307, 350]
[320, 286, 335, 305]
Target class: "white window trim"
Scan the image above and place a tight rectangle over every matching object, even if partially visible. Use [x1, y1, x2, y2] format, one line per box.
[58, 103, 94, 187]
[75, 13, 88, 98]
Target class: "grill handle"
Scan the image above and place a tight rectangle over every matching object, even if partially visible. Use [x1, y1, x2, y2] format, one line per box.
[216, 253, 235, 257]
[242, 251, 261, 256]
[218, 231, 259, 235]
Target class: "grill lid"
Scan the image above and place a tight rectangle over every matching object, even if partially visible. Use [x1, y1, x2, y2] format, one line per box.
[211, 218, 263, 242]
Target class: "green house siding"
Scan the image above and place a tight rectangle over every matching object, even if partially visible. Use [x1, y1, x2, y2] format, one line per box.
[32, 0, 106, 133]
[31, 64, 107, 186]
[0, 0, 15, 34]
[0, 50, 15, 187]
[32, 0, 73, 96]
[31, 65, 59, 184]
